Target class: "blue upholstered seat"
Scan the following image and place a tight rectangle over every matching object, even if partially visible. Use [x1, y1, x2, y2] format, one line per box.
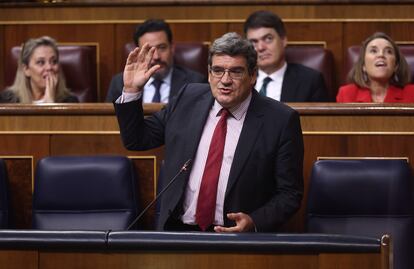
[0, 159, 9, 228]
[307, 159, 414, 269]
[32, 156, 139, 230]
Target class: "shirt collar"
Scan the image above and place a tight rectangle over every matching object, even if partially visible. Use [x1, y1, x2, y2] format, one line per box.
[212, 92, 252, 121]
[257, 62, 287, 83]
[147, 67, 173, 87]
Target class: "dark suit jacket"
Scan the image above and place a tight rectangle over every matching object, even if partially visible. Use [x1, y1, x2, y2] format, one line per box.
[105, 65, 206, 102]
[280, 63, 329, 102]
[337, 83, 414, 103]
[114, 83, 304, 232]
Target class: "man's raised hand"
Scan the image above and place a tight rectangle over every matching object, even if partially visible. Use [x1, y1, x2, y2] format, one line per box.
[123, 43, 161, 93]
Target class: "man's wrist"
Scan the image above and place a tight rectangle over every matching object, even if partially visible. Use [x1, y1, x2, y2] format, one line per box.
[123, 87, 142, 93]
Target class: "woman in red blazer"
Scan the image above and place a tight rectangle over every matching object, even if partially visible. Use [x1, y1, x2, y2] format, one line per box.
[337, 32, 414, 103]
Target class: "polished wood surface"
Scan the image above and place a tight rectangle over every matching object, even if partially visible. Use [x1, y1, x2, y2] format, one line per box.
[0, 103, 413, 231]
[0, 246, 388, 269]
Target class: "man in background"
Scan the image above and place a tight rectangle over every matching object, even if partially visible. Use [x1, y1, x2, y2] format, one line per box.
[244, 10, 329, 102]
[106, 19, 206, 102]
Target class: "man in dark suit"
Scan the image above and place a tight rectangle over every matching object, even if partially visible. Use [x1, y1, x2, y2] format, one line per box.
[106, 19, 205, 102]
[244, 10, 329, 102]
[115, 32, 304, 232]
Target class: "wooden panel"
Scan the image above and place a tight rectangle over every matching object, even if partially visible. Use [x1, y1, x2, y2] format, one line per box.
[319, 253, 381, 269]
[3, 158, 33, 229]
[35, 250, 387, 269]
[0, 25, 4, 91]
[39, 252, 320, 269]
[0, 250, 38, 269]
[284, 21, 343, 98]
[0, 135, 49, 228]
[2, 4, 414, 21]
[114, 24, 136, 78]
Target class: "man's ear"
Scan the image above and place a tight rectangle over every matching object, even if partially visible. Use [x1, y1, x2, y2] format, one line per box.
[282, 36, 288, 48]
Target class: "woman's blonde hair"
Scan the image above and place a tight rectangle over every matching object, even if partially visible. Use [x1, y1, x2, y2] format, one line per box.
[347, 32, 411, 88]
[7, 36, 73, 103]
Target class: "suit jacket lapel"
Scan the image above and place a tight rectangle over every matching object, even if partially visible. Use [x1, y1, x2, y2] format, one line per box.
[183, 89, 214, 161]
[225, 91, 264, 197]
[280, 64, 300, 102]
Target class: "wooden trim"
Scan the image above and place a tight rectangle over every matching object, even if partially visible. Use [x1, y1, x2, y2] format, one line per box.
[4, 18, 414, 25]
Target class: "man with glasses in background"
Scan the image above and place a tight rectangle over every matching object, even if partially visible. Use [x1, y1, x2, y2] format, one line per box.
[114, 32, 304, 233]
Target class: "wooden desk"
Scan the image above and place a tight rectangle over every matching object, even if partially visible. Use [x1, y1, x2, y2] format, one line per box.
[0, 230, 391, 269]
[1, 103, 413, 231]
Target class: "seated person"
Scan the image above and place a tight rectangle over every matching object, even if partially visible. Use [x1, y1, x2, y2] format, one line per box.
[337, 32, 414, 103]
[244, 10, 329, 102]
[106, 19, 206, 103]
[0, 36, 78, 103]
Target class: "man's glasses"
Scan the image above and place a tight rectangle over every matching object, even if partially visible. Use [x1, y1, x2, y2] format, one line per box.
[209, 66, 246, 80]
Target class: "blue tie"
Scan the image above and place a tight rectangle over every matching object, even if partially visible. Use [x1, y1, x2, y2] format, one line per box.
[259, 77, 272, 96]
[152, 79, 163, 103]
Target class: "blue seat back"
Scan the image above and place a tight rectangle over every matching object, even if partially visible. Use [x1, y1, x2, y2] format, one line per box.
[33, 156, 139, 230]
[307, 159, 414, 269]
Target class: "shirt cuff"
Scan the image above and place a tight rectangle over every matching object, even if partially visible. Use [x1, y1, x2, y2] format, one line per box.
[115, 89, 142, 104]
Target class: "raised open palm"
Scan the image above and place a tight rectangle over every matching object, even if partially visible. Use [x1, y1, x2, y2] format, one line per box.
[123, 43, 161, 93]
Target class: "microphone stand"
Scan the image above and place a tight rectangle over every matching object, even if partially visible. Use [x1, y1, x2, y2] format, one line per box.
[127, 159, 192, 230]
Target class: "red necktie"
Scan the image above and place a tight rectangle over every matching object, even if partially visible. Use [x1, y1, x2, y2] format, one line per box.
[196, 109, 230, 231]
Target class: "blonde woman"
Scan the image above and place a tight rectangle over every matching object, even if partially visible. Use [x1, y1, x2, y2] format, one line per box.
[0, 36, 78, 103]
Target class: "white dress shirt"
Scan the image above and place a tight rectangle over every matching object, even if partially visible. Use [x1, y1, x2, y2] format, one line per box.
[142, 68, 173, 103]
[255, 62, 287, 101]
[181, 93, 252, 226]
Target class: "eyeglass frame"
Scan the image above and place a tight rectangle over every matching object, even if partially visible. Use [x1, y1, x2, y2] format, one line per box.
[208, 66, 247, 80]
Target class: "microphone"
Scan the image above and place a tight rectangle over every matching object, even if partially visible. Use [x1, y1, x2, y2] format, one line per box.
[127, 159, 192, 230]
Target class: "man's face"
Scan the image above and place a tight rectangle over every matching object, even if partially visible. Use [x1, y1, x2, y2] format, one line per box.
[138, 31, 174, 79]
[209, 54, 256, 109]
[246, 27, 287, 74]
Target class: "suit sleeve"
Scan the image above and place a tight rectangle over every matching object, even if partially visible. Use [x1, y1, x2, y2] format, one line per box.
[250, 109, 304, 232]
[113, 98, 169, 151]
[113, 83, 190, 151]
[310, 72, 330, 102]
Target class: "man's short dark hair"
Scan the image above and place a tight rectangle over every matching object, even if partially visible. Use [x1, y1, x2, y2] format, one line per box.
[208, 32, 257, 76]
[243, 10, 286, 38]
[133, 19, 173, 46]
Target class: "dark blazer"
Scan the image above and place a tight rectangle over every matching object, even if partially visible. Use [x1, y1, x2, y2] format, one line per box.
[105, 65, 206, 102]
[280, 63, 329, 102]
[114, 83, 304, 232]
[337, 83, 414, 103]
